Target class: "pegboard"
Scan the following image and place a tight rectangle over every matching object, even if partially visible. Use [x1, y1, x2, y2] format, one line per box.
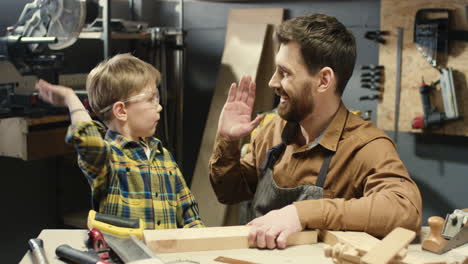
[377, 0, 468, 136]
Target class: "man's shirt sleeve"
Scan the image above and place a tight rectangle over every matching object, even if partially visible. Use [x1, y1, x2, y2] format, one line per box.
[294, 138, 422, 238]
[209, 134, 259, 204]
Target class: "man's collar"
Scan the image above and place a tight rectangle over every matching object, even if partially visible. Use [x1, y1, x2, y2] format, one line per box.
[280, 102, 348, 152]
[318, 102, 348, 152]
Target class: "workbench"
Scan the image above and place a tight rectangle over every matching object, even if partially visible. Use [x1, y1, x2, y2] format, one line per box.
[19, 228, 468, 264]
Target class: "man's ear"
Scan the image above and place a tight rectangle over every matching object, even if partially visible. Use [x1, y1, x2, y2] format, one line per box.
[317, 67, 335, 93]
[112, 102, 127, 121]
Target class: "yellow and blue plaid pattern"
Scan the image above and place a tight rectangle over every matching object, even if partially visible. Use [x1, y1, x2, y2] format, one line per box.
[66, 121, 204, 229]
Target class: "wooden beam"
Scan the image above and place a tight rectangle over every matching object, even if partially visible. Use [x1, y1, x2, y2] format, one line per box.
[190, 8, 284, 227]
[143, 226, 317, 253]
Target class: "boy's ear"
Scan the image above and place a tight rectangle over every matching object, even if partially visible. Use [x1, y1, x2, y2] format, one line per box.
[317, 66, 335, 94]
[112, 102, 127, 121]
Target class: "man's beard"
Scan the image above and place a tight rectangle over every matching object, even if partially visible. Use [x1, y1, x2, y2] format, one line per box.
[277, 94, 313, 122]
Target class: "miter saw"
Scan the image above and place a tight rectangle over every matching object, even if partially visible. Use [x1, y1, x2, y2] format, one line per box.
[0, 0, 88, 117]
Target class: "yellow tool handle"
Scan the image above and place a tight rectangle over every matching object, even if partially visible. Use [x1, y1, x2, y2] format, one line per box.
[87, 210, 145, 239]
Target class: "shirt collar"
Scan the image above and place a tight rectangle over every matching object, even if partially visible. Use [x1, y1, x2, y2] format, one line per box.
[280, 102, 348, 153]
[318, 102, 348, 152]
[105, 129, 162, 154]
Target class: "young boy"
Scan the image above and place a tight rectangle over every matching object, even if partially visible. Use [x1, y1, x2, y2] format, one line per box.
[35, 54, 204, 229]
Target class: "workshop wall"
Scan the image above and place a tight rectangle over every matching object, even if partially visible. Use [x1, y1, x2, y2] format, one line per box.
[1, 0, 467, 262]
[155, 0, 466, 226]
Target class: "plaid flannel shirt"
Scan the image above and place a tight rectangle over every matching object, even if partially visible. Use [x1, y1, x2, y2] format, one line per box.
[65, 121, 204, 229]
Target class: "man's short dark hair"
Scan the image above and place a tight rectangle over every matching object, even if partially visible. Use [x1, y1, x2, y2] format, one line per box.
[276, 14, 356, 96]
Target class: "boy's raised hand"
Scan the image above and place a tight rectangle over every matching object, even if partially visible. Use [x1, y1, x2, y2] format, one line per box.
[217, 76, 265, 141]
[35, 79, 75, 107]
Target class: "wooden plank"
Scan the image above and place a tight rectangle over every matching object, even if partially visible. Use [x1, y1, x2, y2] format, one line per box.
[191, 8, 284, 227]
[27, 115, 70, 126]
[361, 227, 416, 264]
[377, 0, 468, 136]
[143, 226, 317, 253]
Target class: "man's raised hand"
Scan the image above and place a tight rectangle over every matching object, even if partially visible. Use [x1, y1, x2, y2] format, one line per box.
[217, 76, 264, 141]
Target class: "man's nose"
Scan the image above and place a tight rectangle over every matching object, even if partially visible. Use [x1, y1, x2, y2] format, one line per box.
[268, 72, 280, 89]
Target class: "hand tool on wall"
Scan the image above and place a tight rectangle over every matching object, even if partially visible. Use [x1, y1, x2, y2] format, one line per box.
[362, 110, 372, 121]
[361, 83, 380, 91]
[411, 68, 460, 129]
[361, 65, 384, 71]
[393, 28, 403, 145]
[412, 9, 463, 130]
[360, 64, 384, 103]
[28, 238, 50, 264]
[364, 30, 389, 44]
[414, 9, 468, 68]
[361, 77, 381, 83]
[361, 71, 381, 78]
[359, 94, 380, 101]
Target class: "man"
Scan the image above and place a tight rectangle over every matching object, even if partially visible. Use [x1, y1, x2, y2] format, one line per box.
[209, 14, 422, 249]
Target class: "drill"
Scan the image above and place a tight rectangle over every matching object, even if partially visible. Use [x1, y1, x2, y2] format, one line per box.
[411, 79, 445, 129]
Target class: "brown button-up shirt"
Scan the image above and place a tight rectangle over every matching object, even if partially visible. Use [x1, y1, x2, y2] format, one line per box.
[209, 103, 422, 237]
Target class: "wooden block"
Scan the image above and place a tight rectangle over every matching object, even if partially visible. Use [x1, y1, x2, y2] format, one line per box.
[143, 226, 317, 253]
[320, 230, 415, 262]
[191, 8, 284, 227]
[320, 230, 381, 254]
[361, 227, 416, 264]
[190, 23, 268, 228]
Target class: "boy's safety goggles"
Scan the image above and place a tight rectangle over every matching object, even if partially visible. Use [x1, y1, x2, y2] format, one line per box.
[99, 92, 160, 114]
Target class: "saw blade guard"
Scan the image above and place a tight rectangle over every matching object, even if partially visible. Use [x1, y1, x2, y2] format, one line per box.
[47, 0, 86, 50]
[11, 0, 86, 51]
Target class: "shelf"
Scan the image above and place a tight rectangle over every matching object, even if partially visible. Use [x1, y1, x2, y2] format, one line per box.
[27, 115, 70, 126]
[79, 31, 150, 40]
[0, 116, 73, 160]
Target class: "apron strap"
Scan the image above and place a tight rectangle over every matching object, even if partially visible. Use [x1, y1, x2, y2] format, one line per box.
[260, 142, 286, 175]
[315, 150, 334, 188]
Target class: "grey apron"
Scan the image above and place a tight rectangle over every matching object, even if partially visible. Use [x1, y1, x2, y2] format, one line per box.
[249, 139, 334, 220]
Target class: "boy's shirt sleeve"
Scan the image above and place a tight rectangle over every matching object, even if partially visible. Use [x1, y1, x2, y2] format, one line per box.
[172, 162, 205, 228]
[65, 121, 111, 196]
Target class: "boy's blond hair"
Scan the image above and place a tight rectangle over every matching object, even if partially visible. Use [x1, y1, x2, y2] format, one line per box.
[86, 53, 161, 121]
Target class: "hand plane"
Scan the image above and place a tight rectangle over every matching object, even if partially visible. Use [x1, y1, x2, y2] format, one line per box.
[423, 209, 468, 254]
